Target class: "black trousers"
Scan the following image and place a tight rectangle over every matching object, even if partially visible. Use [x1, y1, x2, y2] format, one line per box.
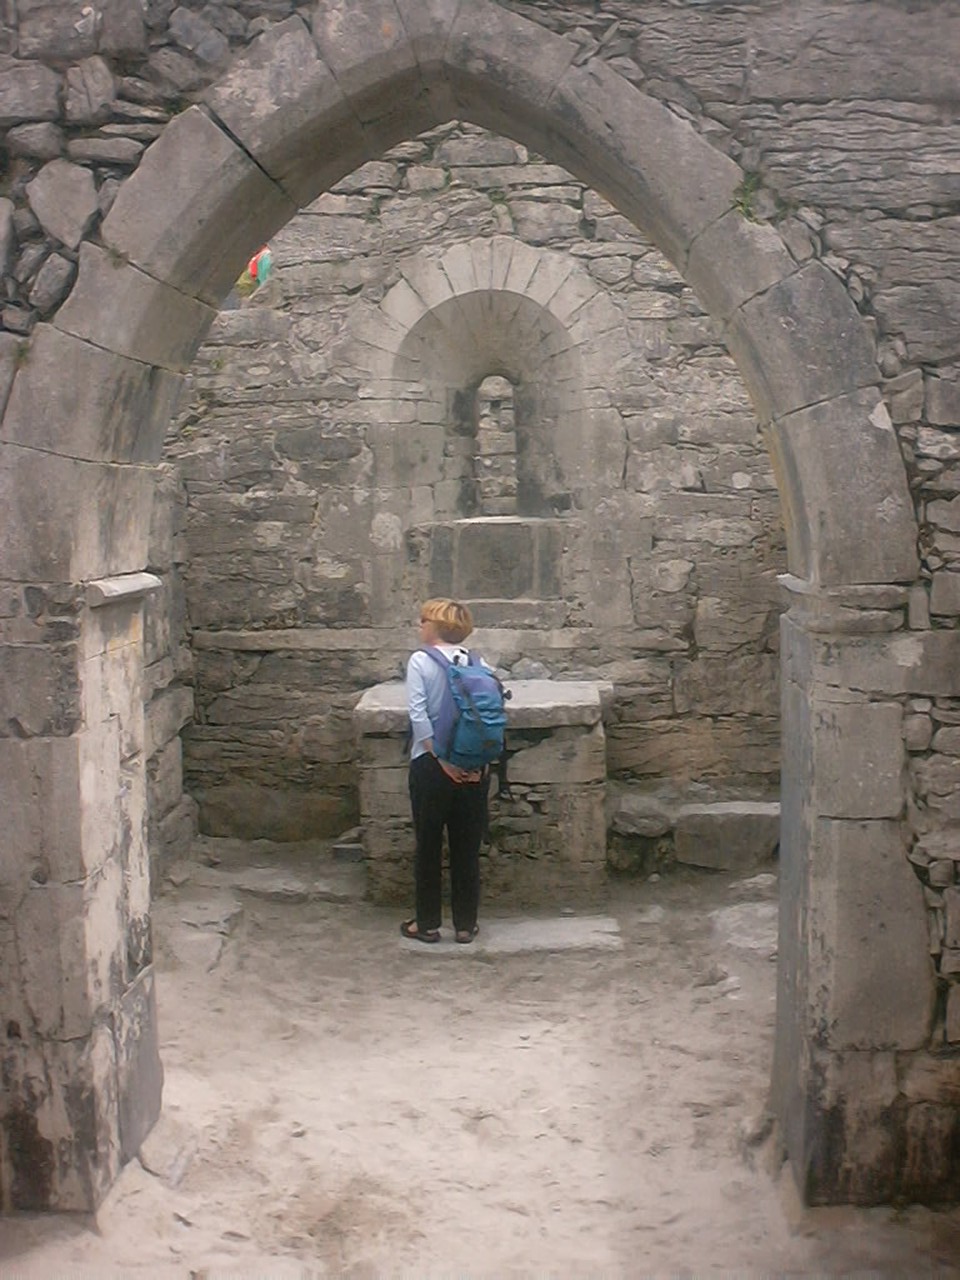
[408, 753, 487, 933]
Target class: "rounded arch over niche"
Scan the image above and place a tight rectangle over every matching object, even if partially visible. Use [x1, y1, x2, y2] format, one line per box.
[0, 0, 942, 1213]
[351, 235, 632, 525]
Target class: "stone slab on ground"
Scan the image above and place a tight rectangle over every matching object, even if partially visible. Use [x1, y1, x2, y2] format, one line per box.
[138, 1112, 198, 1189]
[401, 914, 622, 956]
[709, 901, 778, 955]
[175, 834, 367, 903]
[173, 889, 242, 935]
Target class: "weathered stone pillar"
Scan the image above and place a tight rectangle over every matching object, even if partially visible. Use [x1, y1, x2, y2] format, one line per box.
[0, 574, 162, 1211]
[773, 577, 954, 1204]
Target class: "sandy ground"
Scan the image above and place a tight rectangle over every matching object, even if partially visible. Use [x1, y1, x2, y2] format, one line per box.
[3, 837, 960, 1279]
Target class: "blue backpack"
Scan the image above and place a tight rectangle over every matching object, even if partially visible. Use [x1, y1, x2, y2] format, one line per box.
[420, 647, 510, 770]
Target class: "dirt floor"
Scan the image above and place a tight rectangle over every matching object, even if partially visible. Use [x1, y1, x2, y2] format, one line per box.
[3, 837, 960, 1279]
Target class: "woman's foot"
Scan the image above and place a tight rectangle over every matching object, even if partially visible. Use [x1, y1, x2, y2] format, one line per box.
[454, 924, 480, 945]
[400, 919, 440, 944]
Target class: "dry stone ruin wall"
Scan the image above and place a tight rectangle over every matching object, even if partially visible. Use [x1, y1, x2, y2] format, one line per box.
[1, 0, 959, 1212]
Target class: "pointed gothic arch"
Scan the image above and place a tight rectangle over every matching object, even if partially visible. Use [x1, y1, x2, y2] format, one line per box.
[3, 0, 943, 1213]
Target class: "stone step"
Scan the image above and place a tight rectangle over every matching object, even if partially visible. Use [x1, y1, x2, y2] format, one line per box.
[608, 785, 780, 872]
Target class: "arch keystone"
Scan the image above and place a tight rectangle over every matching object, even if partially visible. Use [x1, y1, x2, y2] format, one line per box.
[444, 2, 578, 139]
[489, 235, 516, 291]
[311, 0, 437, 148]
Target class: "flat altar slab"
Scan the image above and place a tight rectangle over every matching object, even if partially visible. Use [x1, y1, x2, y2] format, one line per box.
[401, 915, 622, 956]
[355, 678, 605, 732]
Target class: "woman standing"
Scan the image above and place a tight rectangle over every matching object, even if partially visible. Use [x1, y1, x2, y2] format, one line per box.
[401, 599, 488, 945]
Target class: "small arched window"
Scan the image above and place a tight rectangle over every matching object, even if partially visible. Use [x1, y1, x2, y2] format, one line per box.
[474, 375, 517, 516]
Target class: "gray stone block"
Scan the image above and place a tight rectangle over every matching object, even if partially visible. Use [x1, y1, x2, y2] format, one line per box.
[66, 136, 144, 166]
[1, 323, 184, 464]
[455, 520, 534, 598]
[686, 209, 797, 321]
[766, 390, 918, 585]
[925, 371, 960, 427]
[608, 791, 672, 838]
[205, 17, 368, 209]
[7, 122, 61, 160]
[509, 724, 606, 786]
[101, 107, 295, 308]
[0, 736, 89, 894]
[16, 863, 125, 1040]
[803, 630, 960, 699]
[147, 735, 183, 821]
[144, 685, 193, 759]
[28, 252, 75, 315]
[814, 700, 904, 820]
[0, 641, 81, 739]
[815, 819, 935, 1050]
[26, 158, 98, 249]
[930, 571, 960, 617]
[0, 442, 156, 580]
[675, 802, 780, 871]
[0, 58, 61, 126]
[728, 261, 877, 424]
[115, 969, 163, 1162]
[100, 0, 148, 56]
[169, 5, 229, 66]
[65, 55, 116, 125]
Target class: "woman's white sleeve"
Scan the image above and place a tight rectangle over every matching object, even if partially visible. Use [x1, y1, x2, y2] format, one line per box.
[406, 654, 433, 750]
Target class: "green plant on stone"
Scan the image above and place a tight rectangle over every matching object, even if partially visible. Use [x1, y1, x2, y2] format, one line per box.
[733, 171, 763, 221]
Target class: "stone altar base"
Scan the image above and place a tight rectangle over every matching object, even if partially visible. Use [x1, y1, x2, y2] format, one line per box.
[353, 680, 608, 906]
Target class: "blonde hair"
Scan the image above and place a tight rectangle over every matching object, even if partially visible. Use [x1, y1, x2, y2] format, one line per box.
[420, 598, 474, 643]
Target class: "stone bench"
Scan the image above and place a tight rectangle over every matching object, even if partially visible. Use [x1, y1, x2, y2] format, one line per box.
[353, 679, 608, 905]
[607, 783, 780, 874]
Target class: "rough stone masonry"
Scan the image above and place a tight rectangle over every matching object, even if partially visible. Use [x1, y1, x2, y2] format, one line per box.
[0, 0, 959, 1214]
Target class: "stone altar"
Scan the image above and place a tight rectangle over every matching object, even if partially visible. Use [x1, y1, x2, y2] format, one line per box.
[354, 679, 608, 906]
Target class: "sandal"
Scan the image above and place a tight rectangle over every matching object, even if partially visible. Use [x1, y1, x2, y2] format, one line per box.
[400, 919, 440, 944]
[455, 924, 480, 945]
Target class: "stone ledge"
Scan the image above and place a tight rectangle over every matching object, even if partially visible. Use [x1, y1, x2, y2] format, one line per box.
[189, 626, 605, 652]
[86, 572, 161, 608]
[354, 677, 605, 732]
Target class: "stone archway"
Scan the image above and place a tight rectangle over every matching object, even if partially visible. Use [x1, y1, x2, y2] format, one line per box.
[3, 0, 944, 1212]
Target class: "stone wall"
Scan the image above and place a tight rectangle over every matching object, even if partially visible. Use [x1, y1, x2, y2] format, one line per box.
[2, 0, 960, 1211]
[167, 118, 784, 846]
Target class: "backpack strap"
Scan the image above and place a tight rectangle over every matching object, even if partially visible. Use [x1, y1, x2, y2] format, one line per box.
[419, 646, 451, 669]
[419, 646, 476, 668]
